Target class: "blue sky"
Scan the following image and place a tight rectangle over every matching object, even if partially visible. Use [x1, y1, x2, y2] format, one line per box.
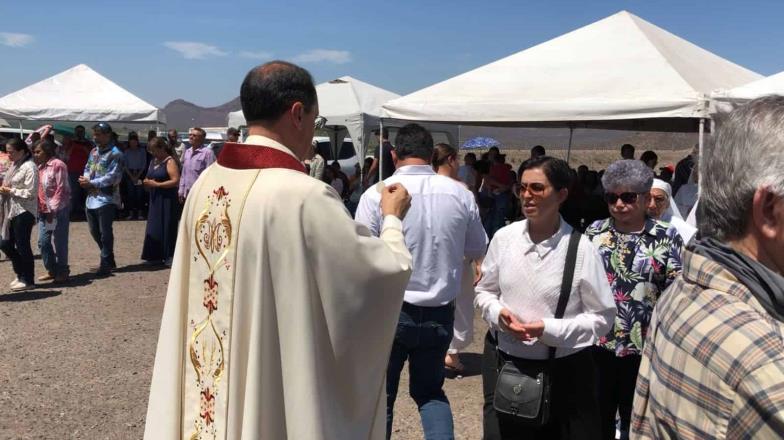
[2, 0, 783, 108]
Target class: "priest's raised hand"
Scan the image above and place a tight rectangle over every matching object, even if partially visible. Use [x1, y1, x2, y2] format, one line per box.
[381, 182, 412, 219]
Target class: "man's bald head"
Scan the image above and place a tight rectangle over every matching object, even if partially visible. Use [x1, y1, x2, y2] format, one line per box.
[240, 61, 317, 124]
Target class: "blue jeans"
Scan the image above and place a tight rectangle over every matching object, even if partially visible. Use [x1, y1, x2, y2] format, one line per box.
[387, 302, 455, 440]
[38, 210, 70, 276]
[124, 175, 146, 215]
[0, 211, 35, 284]
[485, 192, 510, 239]
[68, 172, 84, 216]
[85, 204, 116, 268]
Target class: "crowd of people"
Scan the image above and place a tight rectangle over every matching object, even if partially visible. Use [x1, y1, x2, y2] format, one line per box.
[4, 60, 783, 440]
[0, 123, 239, 289]
[141, 62, 784, 440]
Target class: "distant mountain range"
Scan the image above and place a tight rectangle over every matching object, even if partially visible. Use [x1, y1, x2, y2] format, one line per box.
[160, 97, 697, 151]
[162, 97, 241, 131]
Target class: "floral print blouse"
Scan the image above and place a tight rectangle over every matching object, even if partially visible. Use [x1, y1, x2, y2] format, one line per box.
[585, 217, 683, 357]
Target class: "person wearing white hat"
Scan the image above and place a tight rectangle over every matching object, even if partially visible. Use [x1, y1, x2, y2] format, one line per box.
[647, 178, 697, 243]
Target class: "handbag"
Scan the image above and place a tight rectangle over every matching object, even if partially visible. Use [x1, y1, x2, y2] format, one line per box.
[492, 229, 580, 426]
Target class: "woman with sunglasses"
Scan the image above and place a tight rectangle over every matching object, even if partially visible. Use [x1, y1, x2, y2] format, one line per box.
[584, 159, 683, 440]
[0, 138, 39, 291]
[476, 156, 615, 439]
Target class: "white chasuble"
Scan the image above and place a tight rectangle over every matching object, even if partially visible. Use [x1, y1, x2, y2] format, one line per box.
[144, 137, 412, 440]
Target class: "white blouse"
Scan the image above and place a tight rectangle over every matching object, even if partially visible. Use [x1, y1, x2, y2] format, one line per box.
[4, 159, 38, 218]
[474, 218, 615, 359]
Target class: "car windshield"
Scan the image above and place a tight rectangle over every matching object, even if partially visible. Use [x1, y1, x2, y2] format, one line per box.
[316, 140, 355, 161]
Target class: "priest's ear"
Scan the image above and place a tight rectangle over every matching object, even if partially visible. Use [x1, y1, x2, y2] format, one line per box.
[290, 102, 306, 129]
[391, 148, 399, 167]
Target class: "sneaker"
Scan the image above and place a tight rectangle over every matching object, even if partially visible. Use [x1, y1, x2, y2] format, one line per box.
[37, 273, 55, 282]
[8, 277, 18, 286]
[9, 280, 32, 291]
[54, 273, 70, 284]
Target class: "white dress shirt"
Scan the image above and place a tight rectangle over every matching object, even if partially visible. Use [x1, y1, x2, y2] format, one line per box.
[355, 164, 488, 306]
[474, 218, 615, 359]
[669, 216, 697, 244]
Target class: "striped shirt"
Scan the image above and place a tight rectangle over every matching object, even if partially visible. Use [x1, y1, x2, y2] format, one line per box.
[632, 247, 784, 439]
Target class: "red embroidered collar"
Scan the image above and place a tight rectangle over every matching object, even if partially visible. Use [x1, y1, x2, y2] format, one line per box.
[217, 143, 306, 173]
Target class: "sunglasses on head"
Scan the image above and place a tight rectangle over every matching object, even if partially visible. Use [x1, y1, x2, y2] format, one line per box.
[604, 192, 640, 204]
[519, 182, 548, 196]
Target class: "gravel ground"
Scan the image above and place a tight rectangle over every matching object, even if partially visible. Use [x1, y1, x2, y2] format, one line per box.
[0, 220, 488, 439]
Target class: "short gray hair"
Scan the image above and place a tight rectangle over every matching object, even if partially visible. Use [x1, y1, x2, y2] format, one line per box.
[699, 95, 784, 240]
[601, 159, 654, 193]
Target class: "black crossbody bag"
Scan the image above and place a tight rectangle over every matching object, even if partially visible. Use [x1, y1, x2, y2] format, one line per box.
[492, 229, 580, 426]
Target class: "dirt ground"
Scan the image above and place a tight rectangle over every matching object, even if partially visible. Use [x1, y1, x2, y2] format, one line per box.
[0, 220, 489, 439]
[1, 148, 684, 439]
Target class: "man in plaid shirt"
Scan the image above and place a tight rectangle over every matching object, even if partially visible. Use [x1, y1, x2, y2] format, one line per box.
[632, 96, 784, 439]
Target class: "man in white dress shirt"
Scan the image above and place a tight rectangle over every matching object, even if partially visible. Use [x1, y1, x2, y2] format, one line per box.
[356, 124, 488, 440]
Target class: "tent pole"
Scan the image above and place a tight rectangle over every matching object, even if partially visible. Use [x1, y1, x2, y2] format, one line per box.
[698, 118, 705, 197]
[378, 120, 384, 184]
[566, 126, 574, 164]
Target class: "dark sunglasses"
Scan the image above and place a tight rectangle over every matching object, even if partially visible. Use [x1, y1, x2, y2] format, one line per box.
[604, 192, 640, 204]
[519, 182, 548, 196]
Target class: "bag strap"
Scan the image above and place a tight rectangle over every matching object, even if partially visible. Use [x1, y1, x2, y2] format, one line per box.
[549, 229, 581, 360]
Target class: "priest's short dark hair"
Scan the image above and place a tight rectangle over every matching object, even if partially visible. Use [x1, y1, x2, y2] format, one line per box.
[240, 61, 317, 124]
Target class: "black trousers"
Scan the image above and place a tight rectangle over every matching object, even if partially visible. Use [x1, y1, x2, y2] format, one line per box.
[0, 211, 36, 284]
[482, 331, 601, 440]
[592, 346, 642, 440]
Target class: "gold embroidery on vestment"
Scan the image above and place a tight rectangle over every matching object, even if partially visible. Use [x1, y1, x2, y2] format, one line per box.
[188, 187, 232, 439]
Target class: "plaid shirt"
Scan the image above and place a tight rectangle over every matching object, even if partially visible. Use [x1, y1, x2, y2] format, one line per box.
[632, 247, 784, 439]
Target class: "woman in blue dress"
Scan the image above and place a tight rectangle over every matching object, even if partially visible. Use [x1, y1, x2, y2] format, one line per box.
[141, 137, 181, 265]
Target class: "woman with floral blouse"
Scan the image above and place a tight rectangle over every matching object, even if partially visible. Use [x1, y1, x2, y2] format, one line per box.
[584, 160, 683, 440]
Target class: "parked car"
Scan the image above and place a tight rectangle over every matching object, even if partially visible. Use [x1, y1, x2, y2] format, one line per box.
[313, 136, 359, 178]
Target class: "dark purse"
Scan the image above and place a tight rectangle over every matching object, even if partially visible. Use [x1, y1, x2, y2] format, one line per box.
[492, 229, 581, 426]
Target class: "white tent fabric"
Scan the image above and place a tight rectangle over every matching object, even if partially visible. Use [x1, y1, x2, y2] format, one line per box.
[711, 70, 784, 113]
[383, 10, 760, 129]
[227, 76, 399, 160]
[0, 108, 23, 120]
[227, 110, 245, 130]
[0, 64, 165, 123]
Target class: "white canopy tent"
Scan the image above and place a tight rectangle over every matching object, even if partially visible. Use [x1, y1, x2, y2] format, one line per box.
[226, 110, 246, 131]
[0, 64, 166, 124]
[382, 10, 761, 162]
[0, 108, 23, 120]
[0, 108, 23, 128]
[711, 70, 784, 113]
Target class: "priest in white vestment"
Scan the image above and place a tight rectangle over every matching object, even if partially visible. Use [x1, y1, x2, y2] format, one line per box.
[144, 61, 413, 440]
